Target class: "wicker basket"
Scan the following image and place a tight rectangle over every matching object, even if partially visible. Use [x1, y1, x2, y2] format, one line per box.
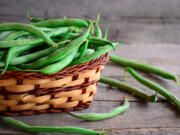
[0, 53, 109, 116]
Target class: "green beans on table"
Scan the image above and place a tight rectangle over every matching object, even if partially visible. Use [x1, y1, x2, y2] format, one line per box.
[0, 117, 110, 135]
[66, 97, 129, 121]
[126, 67, 180, 111]
[34, 19, 88, 28]
[0, 23, 57, 47]
[20, 28, 90, 69]
[110, 54, 180, 85]
[100, 76, 157, 102]
[25, 48, 78, 74]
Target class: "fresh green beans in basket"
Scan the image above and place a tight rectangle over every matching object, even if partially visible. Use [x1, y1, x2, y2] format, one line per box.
[0, 13, 180, 135]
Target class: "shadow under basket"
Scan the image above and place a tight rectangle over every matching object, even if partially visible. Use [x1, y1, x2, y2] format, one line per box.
[0, 53, 109, 116]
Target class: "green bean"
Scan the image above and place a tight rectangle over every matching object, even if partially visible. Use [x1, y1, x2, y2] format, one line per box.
[34, 19, 88, 28]
[110, 54, 180, 85]
[0, 117, 109, 135]
[0, 51, 5, 59]
[70, 44, 113, 66]
[84, 49, 95, 56]
[77, 40, 89, 59]
[126, 67, 180, 111]
[75, 49, 95, 59]
[20, 28, 90, 69]
[58, 29, 71, 48]
[0, 27, 69, 75]
[10, 47, 57, 65]
[0, 31, 11, 40]
[27, 10, 50, 23]
[2, 27, 52, 41]
[100, 76, 157, 102]
[94, 14, 102, 38]
[0, 23, 57, 47]
[89, 37, 115, 50]
[66, 97, 129, 121]
[104, 28, 108, 40]
[25, 48, 78, 74]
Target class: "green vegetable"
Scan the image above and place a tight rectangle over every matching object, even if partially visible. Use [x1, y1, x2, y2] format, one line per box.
[0, 23, 57, 47]
[66, 97, 129, 121]
[110, 54, 180, 85]
[126, 67, 180, 111]
[0, 117, 109, 135]
[100, 76, 157, 102]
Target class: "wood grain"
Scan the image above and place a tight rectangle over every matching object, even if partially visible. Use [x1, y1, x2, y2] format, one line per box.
[1, 0, 180, 44]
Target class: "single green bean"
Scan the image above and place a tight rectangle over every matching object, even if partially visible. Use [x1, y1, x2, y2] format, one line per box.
[58, 29, 71, 48]
[0, 51, 5, 59]
[27, 10, 50, 23]
[2, 27, 52, 41]
[94, 14, 102, 38]
[126, 67, 180, 111]
[100, 76, 157, 102]
[77, 40, 89, 59]
[89, 37, 115, 50]
[66, 97, 129, 121]
[110, 54, 180, 84]
[20, 28, 90, 69]
[75, 49, 95, 59]
[0, 31, 11, 40]
[0, 117, 109, 135]
[34, 19, 88, 28]
[104, 28, 108, 40]
[10, 47, 57, 65]
[0, 23, 57, 47]
[25, 48, 78, 74]
[70, 44, 112, 66]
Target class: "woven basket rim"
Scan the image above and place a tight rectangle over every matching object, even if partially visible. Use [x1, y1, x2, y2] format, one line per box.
[0, 53, 109, 80]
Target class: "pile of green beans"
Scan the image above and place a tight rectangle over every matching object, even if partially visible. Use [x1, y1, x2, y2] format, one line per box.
[0, 16, 121, 75]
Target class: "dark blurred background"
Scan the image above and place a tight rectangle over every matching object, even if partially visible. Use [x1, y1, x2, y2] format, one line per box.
[1, 0, 180, 44]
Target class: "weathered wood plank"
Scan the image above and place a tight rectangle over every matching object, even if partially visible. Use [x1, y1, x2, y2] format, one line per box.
[1, 0, 180, 19]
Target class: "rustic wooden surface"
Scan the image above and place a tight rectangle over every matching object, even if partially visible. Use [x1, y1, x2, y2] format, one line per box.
[1, 0, 180, 44]
[1, 0, 180, 134]
[0, 45, 180, 135]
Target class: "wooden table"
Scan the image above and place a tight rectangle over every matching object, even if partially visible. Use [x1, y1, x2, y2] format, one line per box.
[0, 44, 179, 135]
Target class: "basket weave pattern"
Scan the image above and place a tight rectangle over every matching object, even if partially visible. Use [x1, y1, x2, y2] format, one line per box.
[0, 54, 109, 115]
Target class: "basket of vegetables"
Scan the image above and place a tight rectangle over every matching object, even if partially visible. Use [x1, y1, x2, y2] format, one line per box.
[0, 15, 121, 116]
